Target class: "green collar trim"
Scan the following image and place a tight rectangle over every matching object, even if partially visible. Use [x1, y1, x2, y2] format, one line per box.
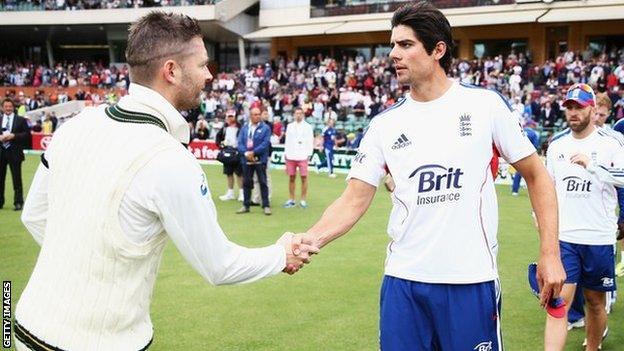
[105, 104, 167, 132]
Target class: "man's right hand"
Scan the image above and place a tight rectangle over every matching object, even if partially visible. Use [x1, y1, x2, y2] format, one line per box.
[276, 232, 320, 274]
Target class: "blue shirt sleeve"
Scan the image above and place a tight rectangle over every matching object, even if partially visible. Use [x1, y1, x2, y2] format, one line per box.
[617, 187, 624, 223]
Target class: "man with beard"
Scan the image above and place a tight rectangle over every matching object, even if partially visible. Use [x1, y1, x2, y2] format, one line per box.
[15, 12, 316, 351]
[544, 84, 624, 351]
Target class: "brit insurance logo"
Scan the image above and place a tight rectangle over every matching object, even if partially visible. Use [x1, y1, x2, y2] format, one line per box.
[459, 113, 472, 137]
[409, 164, 464, 205]
[391, 134, 412, 150]
[562, 175, 591, 199]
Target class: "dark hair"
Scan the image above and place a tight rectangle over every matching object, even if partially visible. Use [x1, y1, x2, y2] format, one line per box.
[2, 98, 15, 108]
[293, 107, 304, 113]
[391, 1, 454, 73]
[126, 11, 202, 84]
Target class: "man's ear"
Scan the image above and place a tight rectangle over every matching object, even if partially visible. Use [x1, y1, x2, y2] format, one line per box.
[162, 60, 178, 84]
[433, 41, 447, 61]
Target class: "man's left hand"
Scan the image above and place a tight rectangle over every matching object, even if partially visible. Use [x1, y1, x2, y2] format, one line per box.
[570, 153, 590, 169]
[536, 253, 566, 308]
[617, 222, 624, 241]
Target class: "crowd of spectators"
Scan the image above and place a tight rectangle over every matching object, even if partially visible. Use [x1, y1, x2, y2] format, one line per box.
[188, 47, 624, 151]
[0, 61, 130, 89]
[3, 45, 624, 153]
[0, 0, 215, 11]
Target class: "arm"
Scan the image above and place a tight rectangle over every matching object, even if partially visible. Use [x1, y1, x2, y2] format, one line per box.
[570, 143, 624, 187]
[306, 124, 314, 157]
[8, 117, 31, 144]
[513, 153, 565, 304]
[237, 125, 246, 154]
[301, 120, 385, 247]
[145, 153, 311, 285]
[492, 94, 565, 304]
[252, 125, 271, 156]
[617, 187, 624, 225]
[21, 158, 49, 245]
[304, 179, 376, 248]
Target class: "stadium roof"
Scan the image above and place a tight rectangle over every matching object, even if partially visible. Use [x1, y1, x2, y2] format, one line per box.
[245, 0, 624, 40]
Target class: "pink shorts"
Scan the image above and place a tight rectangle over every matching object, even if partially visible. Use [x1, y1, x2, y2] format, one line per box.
[286, 159, 308, 176]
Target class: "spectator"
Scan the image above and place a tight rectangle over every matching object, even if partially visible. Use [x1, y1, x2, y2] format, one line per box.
[216, 110, 243, 202]
[283, 107, 313, 209]
[237, 107, 272, 215]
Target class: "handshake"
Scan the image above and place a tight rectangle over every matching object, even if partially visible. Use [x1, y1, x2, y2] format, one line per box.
[276, 232, 321, 274]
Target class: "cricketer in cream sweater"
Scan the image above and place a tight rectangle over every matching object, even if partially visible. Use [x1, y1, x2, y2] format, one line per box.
[14, 12, 315, 351]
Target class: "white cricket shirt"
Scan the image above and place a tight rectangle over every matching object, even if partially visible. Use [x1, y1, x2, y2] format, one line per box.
[547, 127, 624, 245]
[348, 81, 535, 284]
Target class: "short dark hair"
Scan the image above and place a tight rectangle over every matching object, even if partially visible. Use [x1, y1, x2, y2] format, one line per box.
[2, 98, 15, 108]
[126, 11, 202, 84]
[293, 107, 304, 113]
[391, 1, 454, 73]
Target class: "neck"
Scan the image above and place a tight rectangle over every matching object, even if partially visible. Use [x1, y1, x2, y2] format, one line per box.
[572, 124, 595, 139]
[409, 69, 452, 102]
[141, 81, 181, 110]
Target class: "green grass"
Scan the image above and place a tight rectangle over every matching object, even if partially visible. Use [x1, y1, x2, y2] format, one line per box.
[1, 155, 622, 350]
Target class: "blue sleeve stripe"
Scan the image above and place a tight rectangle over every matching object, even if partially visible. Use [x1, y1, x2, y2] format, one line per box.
[597, 129, 624, 147]
[459, 82, 513, 112]
[549, 129, 571, 144]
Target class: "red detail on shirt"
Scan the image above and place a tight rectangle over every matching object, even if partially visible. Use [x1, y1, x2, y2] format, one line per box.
[490, 144, 500, 179]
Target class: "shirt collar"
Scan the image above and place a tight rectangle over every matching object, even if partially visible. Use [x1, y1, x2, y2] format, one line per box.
[116, 83, 189, 144]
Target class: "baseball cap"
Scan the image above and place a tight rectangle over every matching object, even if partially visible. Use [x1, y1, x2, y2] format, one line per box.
[225, 110, 236, 116]
[563, 83, 596, 108]
[527, 263, 566, 318]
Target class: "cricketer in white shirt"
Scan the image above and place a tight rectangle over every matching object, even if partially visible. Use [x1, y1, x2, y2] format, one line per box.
[547, 127, 624, 245]
[348, 80, 536, 283]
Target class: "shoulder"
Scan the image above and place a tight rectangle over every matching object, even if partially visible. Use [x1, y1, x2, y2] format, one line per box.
[458, 82, 512, 112]
[549, 128, 571, 146]
[367, 97, 409, 130]
[597, 128, 624, 147]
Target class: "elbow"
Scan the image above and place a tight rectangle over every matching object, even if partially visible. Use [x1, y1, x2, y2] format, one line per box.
[202, 263, 230, 286]
[21, 210, 35, 229]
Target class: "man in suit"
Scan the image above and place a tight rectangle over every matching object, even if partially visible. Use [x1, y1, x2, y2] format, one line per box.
[0, 98, 31, 210]
[237, 107, 272, 215]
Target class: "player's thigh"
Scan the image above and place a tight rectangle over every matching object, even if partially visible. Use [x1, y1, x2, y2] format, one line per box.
[580, 244, 617, 292]
[560, 241, 583, 284]
[285, 159, 297, 176]
[298, 160, 309, 177]
[379, 276, 434, 351]
[435, 281, 502, 351]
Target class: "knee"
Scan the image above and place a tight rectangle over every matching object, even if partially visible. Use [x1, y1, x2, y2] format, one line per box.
[289, 175, 296, 182]
[585, 293, 606, 311]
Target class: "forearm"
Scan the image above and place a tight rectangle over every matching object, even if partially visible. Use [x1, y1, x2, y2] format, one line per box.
[21, 164, 49, 245]
[525, 168, 559, 255]
[307, 191, 372, 248]
[588, 165, 624, 187]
